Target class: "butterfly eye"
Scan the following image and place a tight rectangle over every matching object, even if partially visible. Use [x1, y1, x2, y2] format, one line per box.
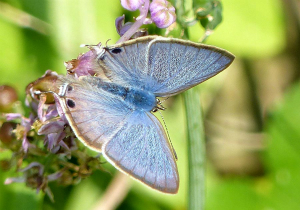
[67, 85, 73, 92]
[111, 48, 122, 54]
[67, 99, 75, 108]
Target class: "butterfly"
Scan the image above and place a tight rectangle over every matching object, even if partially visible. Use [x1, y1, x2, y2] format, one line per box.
[54, 36, 234, 194]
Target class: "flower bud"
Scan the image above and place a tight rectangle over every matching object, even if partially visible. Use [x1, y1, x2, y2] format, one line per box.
[26, 174, 44, 189]
[26, 70, 59, 104]
[115, 15, 149, 38]
[121, 0, 144, 11]
[0, 122, 17, 144]
[0, 85, 18, 112]
[150, 0, 176, 28]
[65, 45, 103, 77]
[38, 120, 65, 135]
[115, 15, 133, 36]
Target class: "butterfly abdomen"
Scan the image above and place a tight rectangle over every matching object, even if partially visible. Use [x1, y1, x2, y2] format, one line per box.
[123, 88, 156, 111]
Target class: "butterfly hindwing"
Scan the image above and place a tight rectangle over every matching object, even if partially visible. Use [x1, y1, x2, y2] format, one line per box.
[57, 75, 133, 151]
[102, 111, 179, 193]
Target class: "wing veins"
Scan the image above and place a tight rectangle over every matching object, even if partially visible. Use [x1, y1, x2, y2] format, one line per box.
[147, 112, 172, 157]
[77, 114, 104, 136]
[123, 44, 136, 76]
[204, 52, 224, 73]
[167, 42, 172, 79]
[163, 158, 167, 191]
[66, 94, 108, 104]
[135, 42, 139, 76]
[182, 47, 211, 83]
[116, 126, 144, 164]
[72, 114, 100, 125]
[141, 142, 150, 182]
[147, 114, 178, 187]
[106, 50, 137, 80]
[153, 151, 159, 189]
[192, 52, 223, 83]
[100, 111, 134, 152]
[70, 109, 104, 113]
[194, 50, 214, 74]
[156, 44, 189, 90]
[149, 47, 158, 78]
[130, 135, 149, 172]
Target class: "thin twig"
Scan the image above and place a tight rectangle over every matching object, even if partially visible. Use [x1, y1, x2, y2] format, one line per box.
[0, 2, 52, 35]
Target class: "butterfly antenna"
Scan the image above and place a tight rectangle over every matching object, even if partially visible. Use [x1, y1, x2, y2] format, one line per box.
[157, 110, 178, 161]
[105, 39, 111, 47]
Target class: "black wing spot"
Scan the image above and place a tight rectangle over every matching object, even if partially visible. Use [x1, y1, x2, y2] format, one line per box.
[67, 99, 75, 108]
[67, 85, 73, 92]
[111, 48, 122, 54]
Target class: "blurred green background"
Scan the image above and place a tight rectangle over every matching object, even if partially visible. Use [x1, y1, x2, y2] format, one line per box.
[1, 0, 300, 209]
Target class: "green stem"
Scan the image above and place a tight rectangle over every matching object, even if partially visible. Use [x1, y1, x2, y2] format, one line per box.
[184, 88, 206, 210]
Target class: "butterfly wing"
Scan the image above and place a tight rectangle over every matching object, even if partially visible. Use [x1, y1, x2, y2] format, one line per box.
[98, 36, 155, 86]
[98, 36, 234, 97]
[102, 111, 179, 193]
[56, 75, 133, 151]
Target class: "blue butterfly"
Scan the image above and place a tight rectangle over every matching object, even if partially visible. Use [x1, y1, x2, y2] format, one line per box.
[55, 36, 234, 193]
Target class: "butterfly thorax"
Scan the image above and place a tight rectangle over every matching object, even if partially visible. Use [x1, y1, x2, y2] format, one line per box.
[101, 81, 157, 112]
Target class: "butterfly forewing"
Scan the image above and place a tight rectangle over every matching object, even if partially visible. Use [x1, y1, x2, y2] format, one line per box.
[98, 36, 234, 97]
[57, 76, 133, 151]
[147, 39, 234, 96]
[102, 111, 179, 193]
[99, 36, 154, 86]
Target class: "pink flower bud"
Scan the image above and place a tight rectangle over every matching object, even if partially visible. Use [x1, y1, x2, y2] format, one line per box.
[121, 0, 144, 11]
[150, 0, 176, 28]
[115, 15, 134, 36]
[6, 113, 22, 121]
[38, 121, 65, 135]
[64, 50, 99, 78]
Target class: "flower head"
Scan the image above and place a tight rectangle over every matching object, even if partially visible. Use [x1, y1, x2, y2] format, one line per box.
[5, 162, 64, 202]
[121, 0, 145, 11]
[118, 0, 176, 42]
[64, 49, 100, 77]
[150, 0, 176, 28]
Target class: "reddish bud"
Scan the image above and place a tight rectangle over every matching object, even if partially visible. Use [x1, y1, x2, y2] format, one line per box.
[0, 122, 17, 144]
[0, 85, 18, 112]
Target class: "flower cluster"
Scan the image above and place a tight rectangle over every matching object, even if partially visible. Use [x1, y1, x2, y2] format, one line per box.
[117, 0, 176, 42]
[0, 69, 103, 201]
